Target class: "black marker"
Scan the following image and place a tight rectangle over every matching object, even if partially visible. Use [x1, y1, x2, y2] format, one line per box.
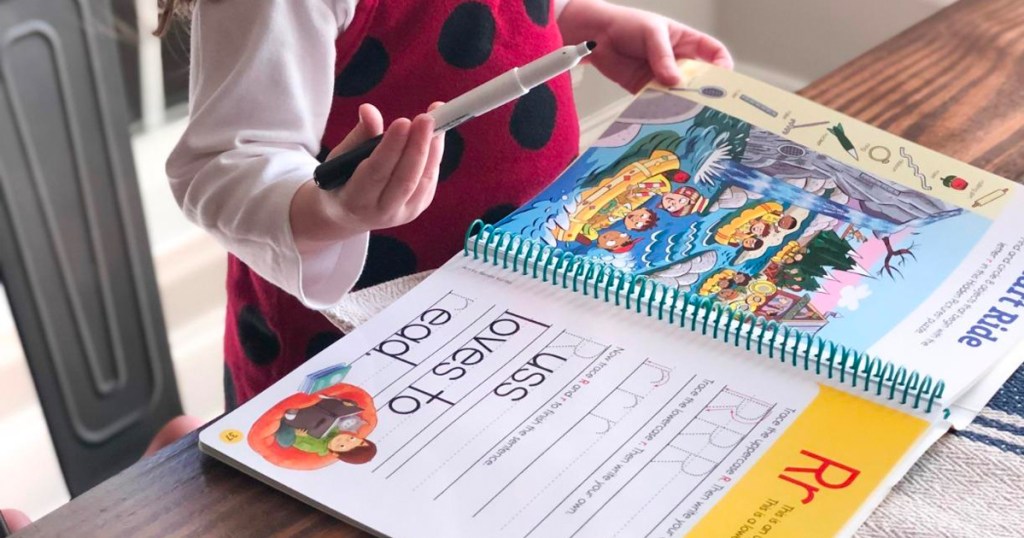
[314, 41, 596, 190]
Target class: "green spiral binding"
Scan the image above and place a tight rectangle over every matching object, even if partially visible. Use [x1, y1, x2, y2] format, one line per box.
[463, 221, 946, 413]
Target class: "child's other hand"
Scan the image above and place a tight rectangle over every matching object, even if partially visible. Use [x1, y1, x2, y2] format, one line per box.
[560, 1, 733, 93]
[291, 103, 445, 249]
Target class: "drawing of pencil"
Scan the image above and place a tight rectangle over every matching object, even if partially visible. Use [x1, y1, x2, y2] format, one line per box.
[827, 123, 859, 161]
[972, 188, 1008, 208]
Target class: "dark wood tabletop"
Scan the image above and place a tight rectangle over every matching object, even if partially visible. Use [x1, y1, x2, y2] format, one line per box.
[17, 0, 1024, 536]
[798, 0, 1024, 180]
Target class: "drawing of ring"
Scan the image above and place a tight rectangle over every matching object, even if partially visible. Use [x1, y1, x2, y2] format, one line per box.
[868, 146, 891, 164]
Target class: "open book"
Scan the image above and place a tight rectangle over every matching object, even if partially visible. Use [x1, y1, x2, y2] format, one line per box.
[200, 62, 1024, 537]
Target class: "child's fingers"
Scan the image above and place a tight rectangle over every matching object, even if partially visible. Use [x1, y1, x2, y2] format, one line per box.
[0, 509, 31, 532]
[690, 33, 732, 69]
[406, 127, 446, 213]
[671, 26, 733, 70]
[426, 125, 446, 172]
[349, 118, 412, 203]
[359, 102, 386, 133]
[597, 49, 649, 93]
[646, 24, 681, 87]
[701, 34, 733, 69]
[328, 104, 384, 160]
[378, 114, 435, 211]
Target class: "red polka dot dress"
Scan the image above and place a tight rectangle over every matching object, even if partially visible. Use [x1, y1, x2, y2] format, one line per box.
[224, 0, 580, 406]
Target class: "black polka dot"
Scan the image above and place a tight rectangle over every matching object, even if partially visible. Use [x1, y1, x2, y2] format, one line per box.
[334, 37, 389, 97]
[438, 2, 496, 69]
[316, 144, 331, 163]
[524, 0, 550, 26]
[237, 305, 280, 366]
[223, 367, 238, 411]
[510, 83, 557, 150]
[481, 204, 517, 225]
[355, 235, 418, 289]
[439, 129, 465, 181]
[305, 331, 343, 360]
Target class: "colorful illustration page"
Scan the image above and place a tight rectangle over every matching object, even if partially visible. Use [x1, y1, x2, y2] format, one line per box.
[200, 257, 936, 537]
[498, 60, 1024, 400]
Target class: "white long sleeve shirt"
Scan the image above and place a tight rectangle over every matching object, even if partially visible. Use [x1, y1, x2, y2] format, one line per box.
[166, 0, 570, 310]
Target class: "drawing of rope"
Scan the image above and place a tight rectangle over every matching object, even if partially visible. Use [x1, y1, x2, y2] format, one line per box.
[900, 147, 931, 190]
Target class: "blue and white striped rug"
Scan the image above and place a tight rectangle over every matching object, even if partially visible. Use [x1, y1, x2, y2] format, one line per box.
[859, 366, 1024, 537]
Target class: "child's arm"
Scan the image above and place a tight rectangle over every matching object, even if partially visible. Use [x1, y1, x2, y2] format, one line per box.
[166, 0, 442, 310]
[557, 0, 732, 93]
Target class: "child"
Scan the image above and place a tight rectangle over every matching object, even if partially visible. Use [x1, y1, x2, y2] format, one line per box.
[624, 207, 658, 231]
[596, 230, 641, 253]
[274, 395, 375, 462]
[249, 383, 379, 468]
[749, 213, 798, 237]
[577, 206, 656, 246]
[161, 0, 731, 406]
[739, 236, 765, 251]
[326, 433, 377, 464]
[659, 186, 704, 217]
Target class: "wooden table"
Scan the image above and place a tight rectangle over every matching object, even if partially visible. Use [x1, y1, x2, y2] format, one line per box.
[18, 0, 1024, 535]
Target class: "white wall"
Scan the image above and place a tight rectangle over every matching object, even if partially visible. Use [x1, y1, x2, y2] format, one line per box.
[571, 0, 954, 125]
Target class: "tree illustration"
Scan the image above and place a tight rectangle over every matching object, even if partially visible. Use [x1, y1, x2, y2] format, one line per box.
[774, 230, 856, 291]
[879, 236, 917, 278]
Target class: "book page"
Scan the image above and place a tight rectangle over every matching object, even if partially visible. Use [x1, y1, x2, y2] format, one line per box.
[200, 257, 938, 537]
[497, 60, 1024, 403]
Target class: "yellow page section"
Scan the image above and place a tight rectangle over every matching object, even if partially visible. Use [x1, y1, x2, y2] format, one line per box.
[669, 60, 1017, 219]
[688, 386, 928, 537]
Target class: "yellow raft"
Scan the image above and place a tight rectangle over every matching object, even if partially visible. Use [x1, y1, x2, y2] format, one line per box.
[713, 202, 784, 246]
[554, 150, 682, 242]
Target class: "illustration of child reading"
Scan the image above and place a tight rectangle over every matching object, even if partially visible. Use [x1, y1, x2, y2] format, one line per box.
[275, 398, 369, 456]
[248, 383, 378, 469]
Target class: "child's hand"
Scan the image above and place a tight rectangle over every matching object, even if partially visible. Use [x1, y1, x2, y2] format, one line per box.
[560, 1, 733, 93]
[291, 103, 445, 249]
[324, 103, 445, 231]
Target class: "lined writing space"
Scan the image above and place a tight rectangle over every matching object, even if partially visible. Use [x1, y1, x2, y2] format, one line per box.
[351, 261, 818, 537]
[204, 258, 822, 538]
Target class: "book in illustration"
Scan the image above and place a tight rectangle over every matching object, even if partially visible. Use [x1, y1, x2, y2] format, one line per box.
[500, 89, 991, 348]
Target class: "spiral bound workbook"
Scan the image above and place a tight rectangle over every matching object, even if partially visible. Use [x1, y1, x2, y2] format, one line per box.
[200, 62, 1024, 537]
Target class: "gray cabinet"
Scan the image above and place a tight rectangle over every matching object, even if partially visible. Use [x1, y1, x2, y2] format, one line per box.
[0, 0, 182, 496]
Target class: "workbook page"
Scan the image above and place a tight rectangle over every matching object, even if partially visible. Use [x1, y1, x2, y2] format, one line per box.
[201, 257, 936, 537]
[498, 60, 1024, 404]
